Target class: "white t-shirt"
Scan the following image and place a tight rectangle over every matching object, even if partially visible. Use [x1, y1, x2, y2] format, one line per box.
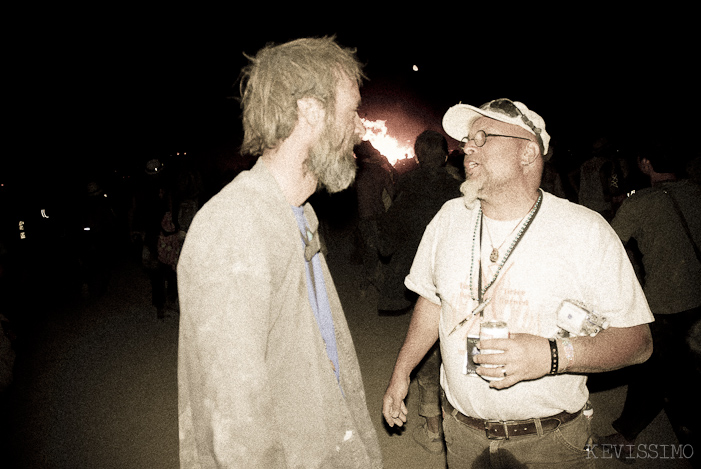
[405, 191, 653, 421]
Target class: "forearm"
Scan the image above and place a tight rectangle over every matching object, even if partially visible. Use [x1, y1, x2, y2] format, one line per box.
[383, 295, 440, 426]
[391, 296, 440, 378]
[559, 324, 653, 374]
[476, 324, 654, 388]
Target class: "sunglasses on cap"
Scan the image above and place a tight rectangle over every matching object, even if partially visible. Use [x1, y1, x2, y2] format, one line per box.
[481, 99, 544, 153]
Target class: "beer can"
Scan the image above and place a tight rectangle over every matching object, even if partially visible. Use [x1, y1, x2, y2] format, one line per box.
[464, 336, 480, 376]
[480, 320, 508, 381]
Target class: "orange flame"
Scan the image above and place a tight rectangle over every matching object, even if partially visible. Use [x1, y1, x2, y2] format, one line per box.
[361, 118, 414, 165]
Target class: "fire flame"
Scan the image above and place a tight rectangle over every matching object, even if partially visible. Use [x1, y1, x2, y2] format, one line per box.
[361, 118, 414, 165]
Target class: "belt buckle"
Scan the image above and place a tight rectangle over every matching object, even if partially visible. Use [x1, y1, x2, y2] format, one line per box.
[484, 420, 510, 440]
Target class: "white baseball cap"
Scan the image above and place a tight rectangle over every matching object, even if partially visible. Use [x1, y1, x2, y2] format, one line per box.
[443, 98, 551, 160]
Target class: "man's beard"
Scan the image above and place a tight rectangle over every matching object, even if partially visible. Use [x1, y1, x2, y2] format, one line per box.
[305, 118, 360, 194]
[460, 177, 481, 209]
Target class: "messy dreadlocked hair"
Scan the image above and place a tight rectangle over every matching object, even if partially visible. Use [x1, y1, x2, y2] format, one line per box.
[239, 36, 365, 157]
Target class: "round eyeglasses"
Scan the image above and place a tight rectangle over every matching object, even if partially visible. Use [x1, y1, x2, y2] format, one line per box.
[461, 130, 533, 149]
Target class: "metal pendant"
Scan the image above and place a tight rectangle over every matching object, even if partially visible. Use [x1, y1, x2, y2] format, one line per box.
[489, 248, 499, 263]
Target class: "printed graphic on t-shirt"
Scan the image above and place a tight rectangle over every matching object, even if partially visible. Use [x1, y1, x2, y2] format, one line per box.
[445, 260, 542, 362]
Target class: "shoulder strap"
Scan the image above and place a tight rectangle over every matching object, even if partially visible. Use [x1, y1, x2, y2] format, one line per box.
[663, 189, 701, 263]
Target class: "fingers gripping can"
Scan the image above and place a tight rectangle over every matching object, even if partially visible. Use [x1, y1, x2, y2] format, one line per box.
[480, 320, 508, 381]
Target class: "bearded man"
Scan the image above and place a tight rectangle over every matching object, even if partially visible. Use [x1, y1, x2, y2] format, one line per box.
[382, 98, 653, 468]
[177, 37, 382, 468]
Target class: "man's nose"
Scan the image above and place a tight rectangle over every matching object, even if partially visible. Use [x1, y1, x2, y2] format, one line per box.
[354, 115, 365, 136]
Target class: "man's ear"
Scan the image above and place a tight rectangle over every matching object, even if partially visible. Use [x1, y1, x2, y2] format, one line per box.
[297, 97, 325, 129]
[521, 141, 540, 166]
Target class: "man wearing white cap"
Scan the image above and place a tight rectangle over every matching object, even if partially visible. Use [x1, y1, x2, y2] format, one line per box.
[383, 98, 654, 467]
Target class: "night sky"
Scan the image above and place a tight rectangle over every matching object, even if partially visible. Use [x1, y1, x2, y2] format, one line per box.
[4, 12, 698, 201]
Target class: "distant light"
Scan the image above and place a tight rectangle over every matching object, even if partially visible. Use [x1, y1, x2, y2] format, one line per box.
[412, 65, 419, 72]
[41, 209, 49, 219]
[84, 227, 91, 231]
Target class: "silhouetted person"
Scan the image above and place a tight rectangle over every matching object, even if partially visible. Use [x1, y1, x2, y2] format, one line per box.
[604, 146, 701, 464]
[130, 159, 173, 318]
[155, 183, 181, 318]
[355, 140, 395, 292]
[378, 130, 461, 312]
[78, 181, 118, 298]
[574, 136, 629, 221]
[0, 313, 14, 395]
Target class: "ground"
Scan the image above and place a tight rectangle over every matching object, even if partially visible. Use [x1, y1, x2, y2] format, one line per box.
[0, 216, 691, 468]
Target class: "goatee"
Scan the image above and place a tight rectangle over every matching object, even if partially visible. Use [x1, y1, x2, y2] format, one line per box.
[460, 178, 480, 209]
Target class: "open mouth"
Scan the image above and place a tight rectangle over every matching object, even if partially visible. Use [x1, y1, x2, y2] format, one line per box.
[466, 161, 479, 171]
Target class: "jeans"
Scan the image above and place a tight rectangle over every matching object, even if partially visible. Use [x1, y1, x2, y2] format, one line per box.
[442, 403, 594, 468]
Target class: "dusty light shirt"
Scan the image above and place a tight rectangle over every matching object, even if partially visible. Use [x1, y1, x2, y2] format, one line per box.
[406, 192, 653, 421]
[177, 160, 382, 468]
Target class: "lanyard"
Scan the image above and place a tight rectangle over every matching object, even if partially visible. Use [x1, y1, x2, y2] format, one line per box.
[449, 191, 543, 335]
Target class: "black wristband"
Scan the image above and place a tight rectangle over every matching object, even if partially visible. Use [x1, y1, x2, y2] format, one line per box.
[548, 339, 559, 375]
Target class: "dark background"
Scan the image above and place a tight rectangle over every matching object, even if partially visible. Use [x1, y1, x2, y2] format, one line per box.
[3, 9, 699, 214]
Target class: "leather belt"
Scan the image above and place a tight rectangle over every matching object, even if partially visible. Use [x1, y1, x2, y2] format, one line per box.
[443, 398, 581, 440]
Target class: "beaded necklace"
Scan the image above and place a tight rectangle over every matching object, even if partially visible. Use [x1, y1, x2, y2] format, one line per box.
[469, 190, 543, 304]
[483, 214, 527, 263]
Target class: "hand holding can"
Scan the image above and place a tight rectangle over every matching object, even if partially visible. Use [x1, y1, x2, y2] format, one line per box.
[479, 320, 509, 381]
